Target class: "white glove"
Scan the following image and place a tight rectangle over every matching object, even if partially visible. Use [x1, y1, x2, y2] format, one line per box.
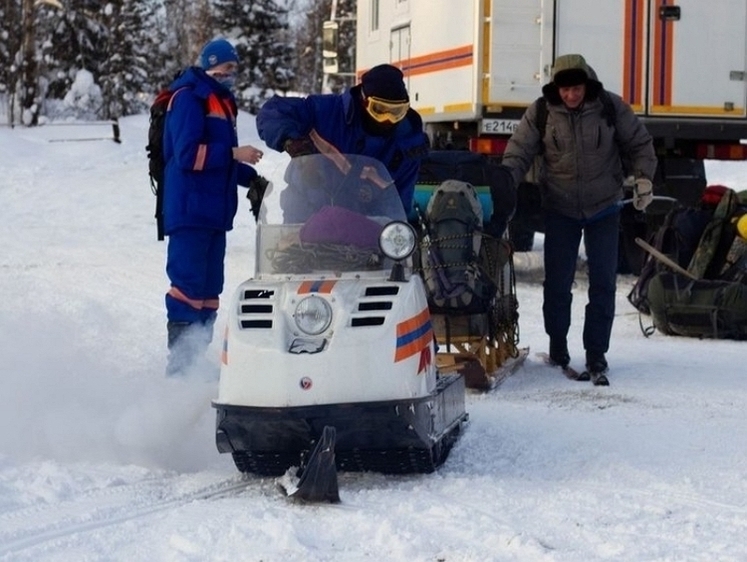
[633, 178, 653, 211]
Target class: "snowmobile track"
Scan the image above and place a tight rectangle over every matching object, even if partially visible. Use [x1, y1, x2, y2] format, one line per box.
[232, 424, 463, 477]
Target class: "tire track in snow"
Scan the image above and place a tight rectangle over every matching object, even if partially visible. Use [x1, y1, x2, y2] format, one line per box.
[0, 474, 253, 557]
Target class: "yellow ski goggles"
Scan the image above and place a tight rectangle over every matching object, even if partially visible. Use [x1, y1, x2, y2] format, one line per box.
[364, 96, 410, 123]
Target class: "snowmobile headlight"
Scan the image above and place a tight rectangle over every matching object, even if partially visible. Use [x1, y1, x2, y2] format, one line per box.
[379, 221, 417, 261]
[294, 295, 333, 335]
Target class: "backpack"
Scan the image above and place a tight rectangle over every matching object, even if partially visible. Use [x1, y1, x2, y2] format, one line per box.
[419, 179, 497, 314]
[633, 186, 747, 339]
[647, 272, 747, 339]
[627, 204, 712, 315]
[685, 187, 740, 279]
[413, 150, 516, 238]
[145, 86, 189, 241]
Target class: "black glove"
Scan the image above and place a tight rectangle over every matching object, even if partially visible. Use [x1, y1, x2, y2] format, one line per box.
[246, 175, 270, 221]
[283, 136, 316, 158]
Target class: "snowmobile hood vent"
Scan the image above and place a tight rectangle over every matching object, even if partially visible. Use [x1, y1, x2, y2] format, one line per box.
[238, 288, 275, 330]
[364, 286, 399, 296]
[351, 285, 399, 327]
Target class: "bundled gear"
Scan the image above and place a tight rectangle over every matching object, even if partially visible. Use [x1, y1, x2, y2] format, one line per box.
[630, 185, 747, 339]
[411, 151, 522, 389]
[646, 273, 747, 339]
[413, 150, 516, 237]
[627, 203, 712, 315]
[419, 179, 497, 314]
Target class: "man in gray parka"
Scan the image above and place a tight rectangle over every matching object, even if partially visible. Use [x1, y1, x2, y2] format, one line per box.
[503, 54, 657, 384]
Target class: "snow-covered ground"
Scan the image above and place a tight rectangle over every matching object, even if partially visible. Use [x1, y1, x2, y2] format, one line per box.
[1, 115, 745, 561]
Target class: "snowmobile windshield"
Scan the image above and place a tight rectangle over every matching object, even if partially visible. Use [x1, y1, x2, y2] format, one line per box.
[256, 153, 409, 276]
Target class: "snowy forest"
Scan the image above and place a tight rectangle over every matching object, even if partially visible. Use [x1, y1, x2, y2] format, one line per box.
[0, 0, 356, 126]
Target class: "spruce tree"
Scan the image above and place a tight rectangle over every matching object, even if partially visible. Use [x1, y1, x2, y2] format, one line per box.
[0, 0, 22, 123]
[98, 0, 154, 119]
[36, 0, 109, 117]
[212, 0, 295, 113]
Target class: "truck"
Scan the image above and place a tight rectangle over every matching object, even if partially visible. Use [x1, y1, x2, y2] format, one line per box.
[343, 0, 747, 271]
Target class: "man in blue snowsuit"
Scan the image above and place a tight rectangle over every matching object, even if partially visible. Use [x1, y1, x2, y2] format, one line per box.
[162, 38, 264, 376]
[256, 64, 429, 215]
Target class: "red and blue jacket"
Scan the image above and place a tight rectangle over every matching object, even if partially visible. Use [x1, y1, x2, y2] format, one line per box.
[256, 85, 429, 214]
[163, 67, 256, 233]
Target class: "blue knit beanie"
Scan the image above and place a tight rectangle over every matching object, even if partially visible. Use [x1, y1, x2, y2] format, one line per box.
[200, 39, 239, 70]
[360, 64, 409, 102]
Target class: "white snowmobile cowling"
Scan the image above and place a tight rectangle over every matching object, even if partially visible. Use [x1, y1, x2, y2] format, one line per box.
[218, 274, 435, 407]
[212, 154, 468, 478]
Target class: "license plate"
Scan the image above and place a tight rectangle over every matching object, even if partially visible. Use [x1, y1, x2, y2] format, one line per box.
[480, 119, 521, 134]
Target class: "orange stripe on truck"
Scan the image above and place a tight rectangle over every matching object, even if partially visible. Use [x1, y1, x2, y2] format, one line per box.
[623, 0, 646, 106]
[359, 45, 474, 81]
[398, 45, 473, 78]
[652, 0, 675, 107]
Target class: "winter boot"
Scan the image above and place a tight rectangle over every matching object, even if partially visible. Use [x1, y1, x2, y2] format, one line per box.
[166, 321, 201, 376]
[548, 338, 570, 368]
[195, 311, 220, 379]
[585, 351, 609, 386]
[585, 351, 608, 373]
[201, 310, 217, 346]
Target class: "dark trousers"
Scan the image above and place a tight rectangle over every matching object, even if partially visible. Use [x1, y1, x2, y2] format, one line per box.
[542, 209, 619, 355]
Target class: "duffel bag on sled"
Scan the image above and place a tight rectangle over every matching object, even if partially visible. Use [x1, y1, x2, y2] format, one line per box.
[647, 271, 747, 339]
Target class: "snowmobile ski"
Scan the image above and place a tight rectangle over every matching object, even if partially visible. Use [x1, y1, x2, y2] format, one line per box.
[281, 425, 340, 503]
[536, 352, 590, 381]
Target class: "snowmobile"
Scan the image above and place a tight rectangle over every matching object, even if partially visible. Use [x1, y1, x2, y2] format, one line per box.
[212, 153, 468, 501]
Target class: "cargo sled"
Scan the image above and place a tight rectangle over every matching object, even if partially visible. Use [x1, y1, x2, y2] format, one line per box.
[212, 154, 468, 499]
[411, 151, 527, 390]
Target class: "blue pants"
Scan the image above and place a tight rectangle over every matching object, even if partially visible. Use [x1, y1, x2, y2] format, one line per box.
[165, 227, 227, 324]
[542, 209, 619, 355]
